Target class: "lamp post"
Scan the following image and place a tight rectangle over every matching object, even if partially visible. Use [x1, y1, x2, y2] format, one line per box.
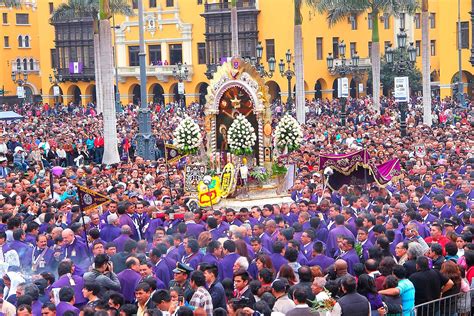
[279, 49, 295, 113]
[385, 28, 417, 137]
[172, 62, 189, 113]
[135, 0, 155, 160]
[49, 68, 63, 107]
[255, 42, 276, 78]
[11, 62, 28, 107]
[326, 40, 362, 126]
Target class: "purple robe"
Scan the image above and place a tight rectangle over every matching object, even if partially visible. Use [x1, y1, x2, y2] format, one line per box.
[308, 254, 335, 272]
[112, 234, 134, 252]
[301, 241, 314, 260]
[62, 237, 90, 271]
[153, 259, 171, 287]
[340, 248, 360, 275]
[119, 214, 138, 240]
[326, 225, 354, 257]
[220, 253, 240, 281]
[145, 218, 164, 241]
[31, 246, 55, 274]
[182, 252, 203, 270]
[8, 240, 32, 266]
[56, 302, 79, 315]
[100, 224, 121, 242]
[118, 269, 142, 302]
[270, 253, 288, 272]
[50, 274, 87, 306]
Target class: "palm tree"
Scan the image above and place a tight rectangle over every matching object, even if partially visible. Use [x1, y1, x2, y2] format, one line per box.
[0, 0, 21, 7]
[230, 0, 239, 56]
[294, 0, 318, 124]
[51, 0, 133, 165]
[421, 0, 432, 126]
[315, 0, 418, 114]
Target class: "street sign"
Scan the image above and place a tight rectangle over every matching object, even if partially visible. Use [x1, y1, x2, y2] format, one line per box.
[394, 76, 409, 103]
[338, 77, 349, 98]
[53, 86, 60, 97]
[17, 86, 25, 99]
[178, 82, 185, 94]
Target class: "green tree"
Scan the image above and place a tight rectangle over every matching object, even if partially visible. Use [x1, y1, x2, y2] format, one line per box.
[314, 0, 419, 114]
[50, 0, 133, 165]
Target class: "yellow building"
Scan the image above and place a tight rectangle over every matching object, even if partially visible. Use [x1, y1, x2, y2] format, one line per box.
[1, 0, 473, 106]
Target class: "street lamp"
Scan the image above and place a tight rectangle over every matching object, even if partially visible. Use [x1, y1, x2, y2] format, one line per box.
[253, 42, 275, 78]
[172, 62, 190, 112]
[49, 68, 63, 106]
[279, 49, 295, 113]
[386, 32, 417, 138]
[11, 62, 28, 106]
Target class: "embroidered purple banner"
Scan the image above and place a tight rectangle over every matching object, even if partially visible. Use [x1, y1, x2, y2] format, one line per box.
[319, 150, 401, 190]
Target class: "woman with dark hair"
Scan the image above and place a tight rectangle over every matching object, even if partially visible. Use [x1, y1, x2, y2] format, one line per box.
[255, 254, 275, 275]
[440, 261, 461, 316]
[234, 239, 251, 263]
[381, 275, 403, 316]
[376, 257, 397, 291]
[357, 273, 384, 315]
[277, 264, 297, 286]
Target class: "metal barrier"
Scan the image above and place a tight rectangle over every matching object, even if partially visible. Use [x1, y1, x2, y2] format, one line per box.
[410, 289, 473, 316]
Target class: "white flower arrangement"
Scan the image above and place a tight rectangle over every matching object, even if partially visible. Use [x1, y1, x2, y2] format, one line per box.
[228, 113, 257, 155]
[173, 116, 202, 155]
[274, 114, 303, 152]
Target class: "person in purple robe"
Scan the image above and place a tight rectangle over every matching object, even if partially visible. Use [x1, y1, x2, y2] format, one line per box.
[8, 228, 33, 268]
[112, 225, 135, 253]
[225, 209, 242, 227]
[252, 224, 272, 251]
[201, 240, 223, 267]
[300, 229, 316, 260]
[61, 228, 91, 271]
[49, 260, 87, 306]
[117, 257, 142, 303]
[180, 239, 203, 270]
[183, 213, 205, 239]
[307, 241, 335, 272]
[433, 195, 454, 219]
[118, 202, 139, 240]
[56, 287, 80, 315]
[357, 227, 374, 262]
[149, 248, 172, 287]
[326, 215, 355, 257]
[207, 217, 226, 240]
[220, 240, 240, 281]
[100, 201, 119, 226]
[31, 234, 55, 274]
[144, 217, 164, 241]
[339, 237, 360, 275]
[270, 241, 289, 272]
[100, 214, 121, 242]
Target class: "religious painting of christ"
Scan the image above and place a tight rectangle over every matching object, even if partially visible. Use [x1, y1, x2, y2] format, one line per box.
[216, 86, 259, 160]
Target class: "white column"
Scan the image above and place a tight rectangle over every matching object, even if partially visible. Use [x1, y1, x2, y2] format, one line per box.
[161, 42, 169, 64]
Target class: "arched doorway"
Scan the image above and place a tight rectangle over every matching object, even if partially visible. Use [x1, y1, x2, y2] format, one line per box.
[149, 84, 164, 104]
[85, 84, 96, 104]
[170, 83, 186, 106]
[265, 81, 281, 103]
[332, 79, 338, 99]
[49, 86, 63, 105]
[196, 82, 209, 106]
[451, 71, 474, 99]
[314, 79, 326, 100]
[350, 79, 357, 98]
[23, 86, 33, 103]
[67, 85, 82, 105]
[132, 84, 141, 104]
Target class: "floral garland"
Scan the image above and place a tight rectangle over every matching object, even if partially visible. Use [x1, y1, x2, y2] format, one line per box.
[227, 113, 257, 156]
[274, 114, 303, 152]
[173, 116, 202, 155]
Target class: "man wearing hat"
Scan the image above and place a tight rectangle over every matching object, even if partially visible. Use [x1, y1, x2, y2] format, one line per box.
[0, 156, 9, 178]
[169, 262, 193, 299]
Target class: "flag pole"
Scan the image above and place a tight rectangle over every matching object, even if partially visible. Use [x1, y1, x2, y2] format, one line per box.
[164, 145, 174, 205]
[78, 200, 92, 263]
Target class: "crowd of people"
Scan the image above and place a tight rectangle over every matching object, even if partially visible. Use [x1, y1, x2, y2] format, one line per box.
[0, 93, 472, 316]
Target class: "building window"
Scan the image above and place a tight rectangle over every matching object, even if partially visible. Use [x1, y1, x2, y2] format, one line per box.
[414, 13, 421, 29]
[350, 42, 357, 57]
[23, 58, 27, 70]
[29, 58, 34, 70]
[18, 35, 23, 47]
[166, 0, 174, 7]
[316, 37, 323, 60]
[383, 13, 390, 30]
[430, 40, 436, 56]
[398, 13, 404, 29]
[169, 44, 182, 65]
[368, 42, 372, 58]
[24, 35, 29, 47]
[2, 13, 7, 24]
[51, 48, 57, 68]
[198, 43, 206, 64]
[265, 39, 275, 61]
[459, 21, 469, 49]
[415, 40, 421, 56]
[49, 2, 54, 14]
[149, 0, 157, 8]
[368, 13, 373, 30]
[16, 13, 29, 25]
[149, 45, 162, 64]
[3, 36, 9, 48]
[350, 14, 357, 30]
[128, 45, 139, 66]
[332, 37, 339, 58]
[132, 0, 138, 9]
[429, 13, 435, 28]
[198, 0, 203, 4]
